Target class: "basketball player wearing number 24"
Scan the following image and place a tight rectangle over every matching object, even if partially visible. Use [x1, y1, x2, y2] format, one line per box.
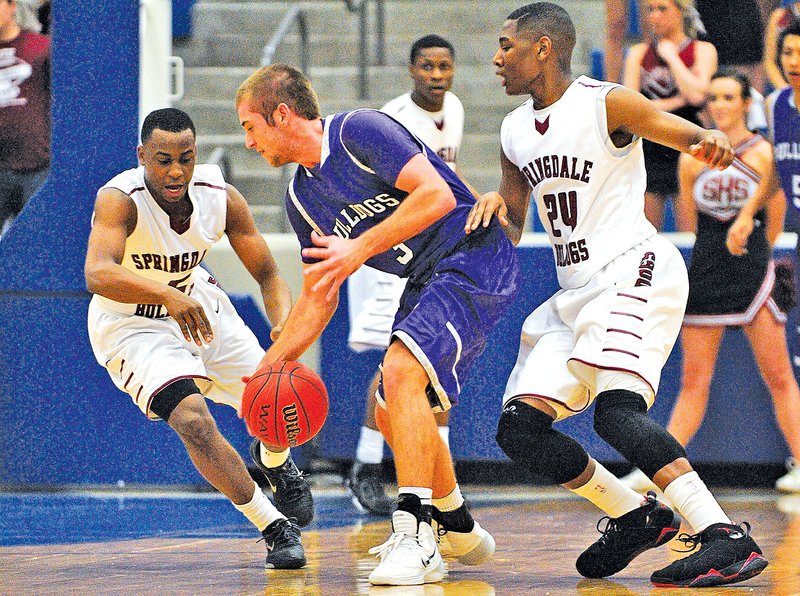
[237, 64, 520, 586]
[84, 108, 308, 570]
[466, 2, 767, 588]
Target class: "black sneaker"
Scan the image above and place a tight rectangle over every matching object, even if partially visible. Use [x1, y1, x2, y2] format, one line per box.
[250, 439, 314, 527]
[261, 518, 306, 569]
[346, 461, 395, 515]
[650, 522, 768, 587]
[576, 491, 680, 578]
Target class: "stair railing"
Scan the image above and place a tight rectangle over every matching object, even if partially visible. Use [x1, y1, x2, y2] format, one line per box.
[343, 0, 386, 99]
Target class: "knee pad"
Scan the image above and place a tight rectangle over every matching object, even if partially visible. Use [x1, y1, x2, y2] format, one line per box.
[497, 400, 589, 485]
[593, 389, 686, 478]
[150, 378, 200, 421]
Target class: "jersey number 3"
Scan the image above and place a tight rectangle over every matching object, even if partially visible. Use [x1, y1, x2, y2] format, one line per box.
[392, 242, 413, 265]
[543, 190, 577, 237]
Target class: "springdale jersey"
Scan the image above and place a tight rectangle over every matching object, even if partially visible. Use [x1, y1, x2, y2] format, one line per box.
[381, 91, 464, 168]
[90, 164, 227, 316]
[286, 109, 483, 280]
[501, 76, 656, 289]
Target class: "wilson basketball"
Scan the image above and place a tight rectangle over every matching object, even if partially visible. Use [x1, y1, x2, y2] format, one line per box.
[242, 360, 329, 450]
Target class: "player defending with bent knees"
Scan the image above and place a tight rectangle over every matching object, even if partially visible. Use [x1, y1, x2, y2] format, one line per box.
[467, 3, 767, 588]
[236, 64, 519, 585]
[84, 108, 312, 569]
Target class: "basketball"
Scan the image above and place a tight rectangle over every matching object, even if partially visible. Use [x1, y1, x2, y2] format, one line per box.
[241, 360, 329, 450]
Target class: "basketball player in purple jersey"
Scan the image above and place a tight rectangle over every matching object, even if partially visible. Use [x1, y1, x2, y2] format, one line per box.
[467, 2, 766, 588]
[236, 64, 519, 586]
[728, 21, 800, 493]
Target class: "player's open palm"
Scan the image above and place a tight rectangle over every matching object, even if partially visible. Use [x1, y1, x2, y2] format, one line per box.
[165, 289, 213, 346]
[465, 192, 509, 233]
[303, 231, 365, 301]
[689, 131, 734, 170]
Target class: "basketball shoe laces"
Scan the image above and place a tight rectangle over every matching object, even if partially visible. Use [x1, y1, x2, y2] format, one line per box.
[368, 530, 420, 561]
[257, 517, 300, 551]
[672, 521, 752, 553]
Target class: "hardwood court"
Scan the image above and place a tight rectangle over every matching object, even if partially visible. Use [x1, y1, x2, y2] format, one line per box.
[2, 488, 798, 595]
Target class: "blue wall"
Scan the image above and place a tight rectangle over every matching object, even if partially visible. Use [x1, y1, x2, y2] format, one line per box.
[320, 244, 795, 465]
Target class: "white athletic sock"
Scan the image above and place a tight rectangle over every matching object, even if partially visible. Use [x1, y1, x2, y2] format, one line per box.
[233, 481, 284, 532]
[570, 461, 646, 518]
[664, 471, 731, 532]
[399, 486, 433, 506]
[438, 426, 450, 449]
[433, 484, 464, 512]
[260, 443, 289, 468]
[356, 426, 384, 464]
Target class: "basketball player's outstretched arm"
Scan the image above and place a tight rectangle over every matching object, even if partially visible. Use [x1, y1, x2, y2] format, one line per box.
[84, 188, 213, 346]
[224, 184, 292, 339]
[605, 86, 734, 170]
[464, 148, 531, 245]
[256, 263, 338, 369]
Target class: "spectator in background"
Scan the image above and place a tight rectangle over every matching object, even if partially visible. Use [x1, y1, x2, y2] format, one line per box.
[346, 34, 465, 516]
[696, 0, 766, 93]
[623, 0, 716, 230]
[623, 70, 800, 495]
[764, 0, 800, 90]
[605, 0, 648, 83]
[728, 20, 800, 493]
[0, 0, 49, 239]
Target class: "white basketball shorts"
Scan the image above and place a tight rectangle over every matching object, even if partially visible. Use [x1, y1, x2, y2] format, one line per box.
[502, 235, 688, 421]
[347, 265, 407, 352]
[88, 272, 264, 420]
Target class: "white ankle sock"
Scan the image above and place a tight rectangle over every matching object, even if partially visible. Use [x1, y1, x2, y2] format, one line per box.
[664, 471, 730, 532]
[570, 462, 646, 518]
[438, 426, 450, 449]
[399, 487, 433, 506]
[356, 426, 384, 464]
[260, 443, 289, 468]
[233, 482, 284, 531]
[433, 484, 464, 512]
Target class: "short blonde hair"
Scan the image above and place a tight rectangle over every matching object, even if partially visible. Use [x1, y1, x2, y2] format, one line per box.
[671, 0, 705, 38]
[236, 64, 320, 125]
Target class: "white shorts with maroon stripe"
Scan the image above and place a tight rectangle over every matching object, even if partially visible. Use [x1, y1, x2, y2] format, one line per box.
[502, 235, 688, 421]
[88, 273, 264, 419]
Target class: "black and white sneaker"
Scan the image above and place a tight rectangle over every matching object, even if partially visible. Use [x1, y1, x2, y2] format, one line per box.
[576, 491, 680, 578]
[262, 518, 306, 569]
[650, 522, 768, 587]
[250, 439, 314, 527]
[347, 461, 395, 515]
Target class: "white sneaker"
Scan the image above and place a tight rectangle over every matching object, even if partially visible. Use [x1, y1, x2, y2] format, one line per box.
[434, 519, 495, 565]
[620, 468, 659, 494]
[776, 458, 800, 493]
[368, 510, 446, 586]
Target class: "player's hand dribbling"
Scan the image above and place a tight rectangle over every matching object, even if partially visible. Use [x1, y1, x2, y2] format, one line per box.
[726, 213, 754, 256]
[689, 131, 734, 170]
[164, 290, 213, 346]
[465, 192, 509, 233]
[303, 231, 365, 302]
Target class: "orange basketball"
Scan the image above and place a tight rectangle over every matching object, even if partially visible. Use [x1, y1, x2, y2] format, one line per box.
[242, 360, 329, 449]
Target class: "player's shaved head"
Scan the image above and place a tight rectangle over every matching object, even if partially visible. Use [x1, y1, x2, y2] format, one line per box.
[507, 2, 575, 72]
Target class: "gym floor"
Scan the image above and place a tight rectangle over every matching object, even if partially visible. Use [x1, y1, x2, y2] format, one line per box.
[2, 486, 798, 594]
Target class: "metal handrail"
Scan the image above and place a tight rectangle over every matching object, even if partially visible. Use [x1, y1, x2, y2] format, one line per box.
[208, 146, 231, 181]
[261, 5, 309, 73]
[343, 0, 386, 99]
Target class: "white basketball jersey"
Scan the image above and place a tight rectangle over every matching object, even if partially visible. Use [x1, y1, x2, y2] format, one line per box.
[501, 76, 656, 289]
[91, 164, 228, 316]
[381, 91, 464, 168]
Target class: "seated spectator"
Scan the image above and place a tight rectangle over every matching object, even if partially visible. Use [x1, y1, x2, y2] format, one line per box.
[623, 71, 800, 494]
[623, 0, 716, 230]
[0, 0, 50, 239]
[764, 0, 800, 90]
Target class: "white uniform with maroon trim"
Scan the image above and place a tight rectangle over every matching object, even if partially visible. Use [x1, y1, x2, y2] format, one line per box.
[87, 164, 264, 419]
[347, 91, 465, 351]
[500, 76, 688, 420]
